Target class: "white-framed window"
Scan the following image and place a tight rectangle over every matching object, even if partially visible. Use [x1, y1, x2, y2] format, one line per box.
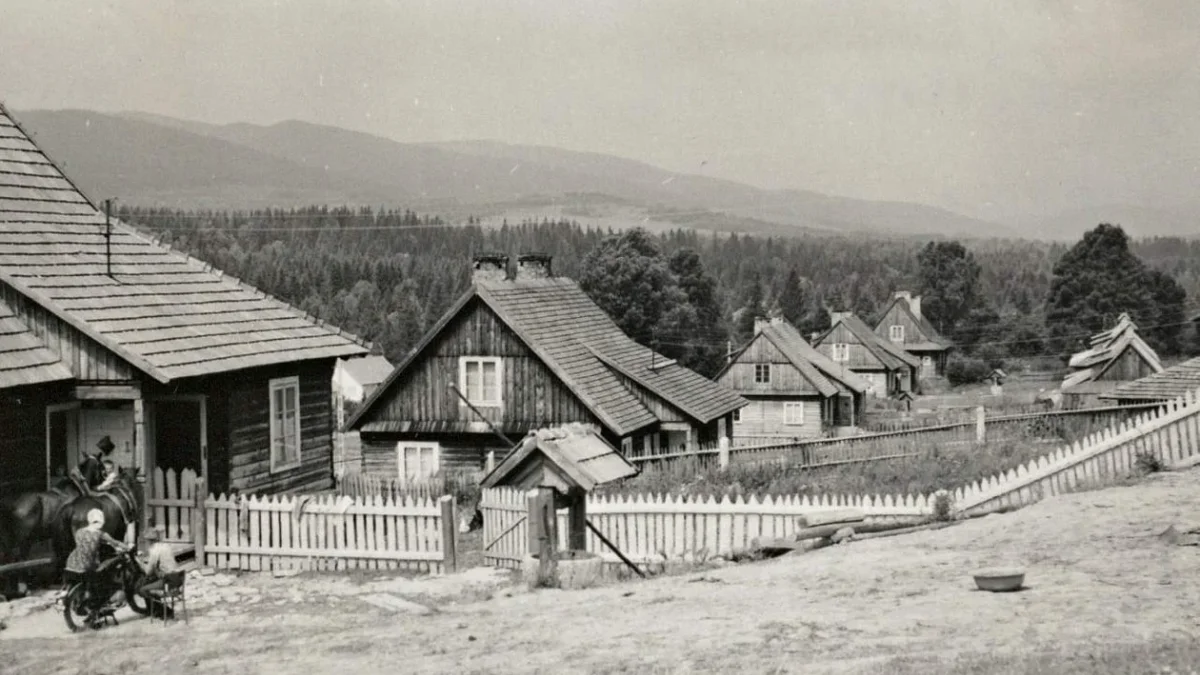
[397, 442, 440, 481]
[269, 376, 302, 473]
[754, 363, 771, 384]
[831, 343, 850, 362]
[889, 325, 905, 342]
[459, 357, 502, 406]
[784, 402, 805, 426]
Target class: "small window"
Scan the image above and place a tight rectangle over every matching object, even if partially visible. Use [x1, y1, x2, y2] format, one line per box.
[459, 357, 502, 406]
[621, 437, 633, 455]
[732, 408, 741, 423]
[831, 343, 849, 362]
[889, 325, 904, 342]
[784, 402, 805, 426]
[269, 376, 302, 473]
[754, 363, 771, 384]
[398, 443, 439, 481]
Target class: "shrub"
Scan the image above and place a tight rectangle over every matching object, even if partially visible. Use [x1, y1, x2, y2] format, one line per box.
[945, 355, 990, 387]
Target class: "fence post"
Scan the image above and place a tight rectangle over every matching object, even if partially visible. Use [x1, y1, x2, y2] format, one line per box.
[486, 450, 496, 473]
[718, 437, 730, 470]
[975, 406, 986, 442]
[440, 495, 458, 575]
[193, 476, 207, 567]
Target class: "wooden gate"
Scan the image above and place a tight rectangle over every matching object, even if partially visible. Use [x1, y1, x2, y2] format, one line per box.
[145, 466, 205, 545]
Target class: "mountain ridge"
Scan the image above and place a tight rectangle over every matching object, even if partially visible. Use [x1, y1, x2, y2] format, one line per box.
[13, 107, 1176, 240]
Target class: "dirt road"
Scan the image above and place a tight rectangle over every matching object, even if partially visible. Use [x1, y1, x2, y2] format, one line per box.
[4, 469, 1200, 675]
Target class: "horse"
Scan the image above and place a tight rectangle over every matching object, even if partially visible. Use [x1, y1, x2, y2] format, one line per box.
[0, 456, 107, 568]
[51, 467, 144, 581]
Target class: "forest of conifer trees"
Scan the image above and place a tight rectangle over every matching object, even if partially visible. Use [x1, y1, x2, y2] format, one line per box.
[118, 205, 1200, 379]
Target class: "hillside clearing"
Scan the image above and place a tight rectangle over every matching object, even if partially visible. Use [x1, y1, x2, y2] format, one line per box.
[5, 469, 1200, 674]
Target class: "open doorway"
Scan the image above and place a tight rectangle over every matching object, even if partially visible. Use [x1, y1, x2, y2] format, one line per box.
[152, 396, 208, 478]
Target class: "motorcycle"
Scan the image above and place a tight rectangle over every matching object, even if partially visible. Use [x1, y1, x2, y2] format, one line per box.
[59, 547, 152, 632]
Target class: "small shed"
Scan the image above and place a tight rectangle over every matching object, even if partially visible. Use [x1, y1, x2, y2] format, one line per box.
[987, 368, 1008, 395]
[480, 424, 639, 586]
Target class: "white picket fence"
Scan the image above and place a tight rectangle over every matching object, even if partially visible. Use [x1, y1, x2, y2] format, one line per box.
[146, 467, 203, 543]
[481, 387, 1200, 567]
[203, 493, 458, 574]
[480, 486, 927, 568]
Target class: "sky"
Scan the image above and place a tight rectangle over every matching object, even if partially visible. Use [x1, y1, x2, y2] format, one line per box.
[2, 0, 1199, 223]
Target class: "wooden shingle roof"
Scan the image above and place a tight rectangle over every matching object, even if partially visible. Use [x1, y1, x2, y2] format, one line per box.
[0, 104, 369, 383]
[348, 276, 747, 436]
[0, 296, 72, 388]
[1060, 313, 1162, 392]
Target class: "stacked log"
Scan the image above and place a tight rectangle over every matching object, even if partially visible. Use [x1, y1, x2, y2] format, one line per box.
[749, 509, 943, 556]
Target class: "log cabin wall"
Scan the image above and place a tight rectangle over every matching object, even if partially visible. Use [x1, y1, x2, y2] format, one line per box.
[0, 283, 138, 382]
[364, 299, 600, 432]
[360, 433, 514, 476]
[214, 359, 337, 495]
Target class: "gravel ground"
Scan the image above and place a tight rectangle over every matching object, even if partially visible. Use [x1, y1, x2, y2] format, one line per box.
[3, 468, 1200, 675]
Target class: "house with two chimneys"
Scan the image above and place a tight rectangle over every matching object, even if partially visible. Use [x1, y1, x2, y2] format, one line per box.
[343, 254, 748, 480]
[716, 316, 871, 441]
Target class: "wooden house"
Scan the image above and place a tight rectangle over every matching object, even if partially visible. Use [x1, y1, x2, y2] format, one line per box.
[0, 104, 370, 499]
[811, 312, 921, 399]
[716, 316, 870, 442]
[871, 291, 953, 378]
[333, 354, 394, 404]
[1048, 313, 1163, 409]
[1100, 356, 1200, 406]
[343, 254, 748, 479]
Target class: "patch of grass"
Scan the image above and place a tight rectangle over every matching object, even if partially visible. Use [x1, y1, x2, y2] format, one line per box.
[608, 435, 1057, 500]
[1135, 451, 1165, 475]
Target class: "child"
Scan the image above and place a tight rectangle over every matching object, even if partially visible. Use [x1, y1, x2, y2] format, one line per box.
[136, 529, 181, 620]
[96, 460, 118, 491]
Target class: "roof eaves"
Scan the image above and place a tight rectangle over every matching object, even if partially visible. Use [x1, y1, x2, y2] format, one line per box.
[759, 329, 838, 397]
[587, 345, 745, 422]
[0, 272, 170, 383]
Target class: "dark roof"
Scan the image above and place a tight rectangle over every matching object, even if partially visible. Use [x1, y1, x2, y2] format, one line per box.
[815, 314, 921, 371]
[347, 277, 747, 435]
[874, 295, 952, 350]
[0, 296, 72, 388]
[0, 105, 369, 383]
[721, 320, 870, 396]
[1100, 356, 1200, 402]
[480, 423, 638, 491]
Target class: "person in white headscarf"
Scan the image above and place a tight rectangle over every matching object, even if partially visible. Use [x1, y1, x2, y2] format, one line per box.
[63, 509, 129, 589]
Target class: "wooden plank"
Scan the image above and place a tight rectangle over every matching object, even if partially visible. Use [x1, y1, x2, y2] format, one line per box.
[201, 545, 446, 561]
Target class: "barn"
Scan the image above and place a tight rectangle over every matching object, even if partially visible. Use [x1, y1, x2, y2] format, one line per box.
[0, 103, 370, 502]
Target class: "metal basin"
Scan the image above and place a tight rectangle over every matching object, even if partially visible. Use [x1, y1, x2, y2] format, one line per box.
[973, 567, 1026, 592]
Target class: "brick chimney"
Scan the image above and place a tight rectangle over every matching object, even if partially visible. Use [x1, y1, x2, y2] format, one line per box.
[472, 254, 509, 284]
[753, 316, 771, 334]
[829, 310, 853, 324]
[515, 253, 552, 280]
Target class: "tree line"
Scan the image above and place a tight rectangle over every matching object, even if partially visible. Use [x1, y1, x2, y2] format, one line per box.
[120, 206, 1197, 380]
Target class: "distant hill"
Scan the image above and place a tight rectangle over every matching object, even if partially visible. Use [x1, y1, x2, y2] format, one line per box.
[13, 108, 1020, 239]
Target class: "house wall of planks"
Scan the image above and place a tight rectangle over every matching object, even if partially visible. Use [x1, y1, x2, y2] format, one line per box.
[0, 283, 139, 381]
[365, 299, 600, 430]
